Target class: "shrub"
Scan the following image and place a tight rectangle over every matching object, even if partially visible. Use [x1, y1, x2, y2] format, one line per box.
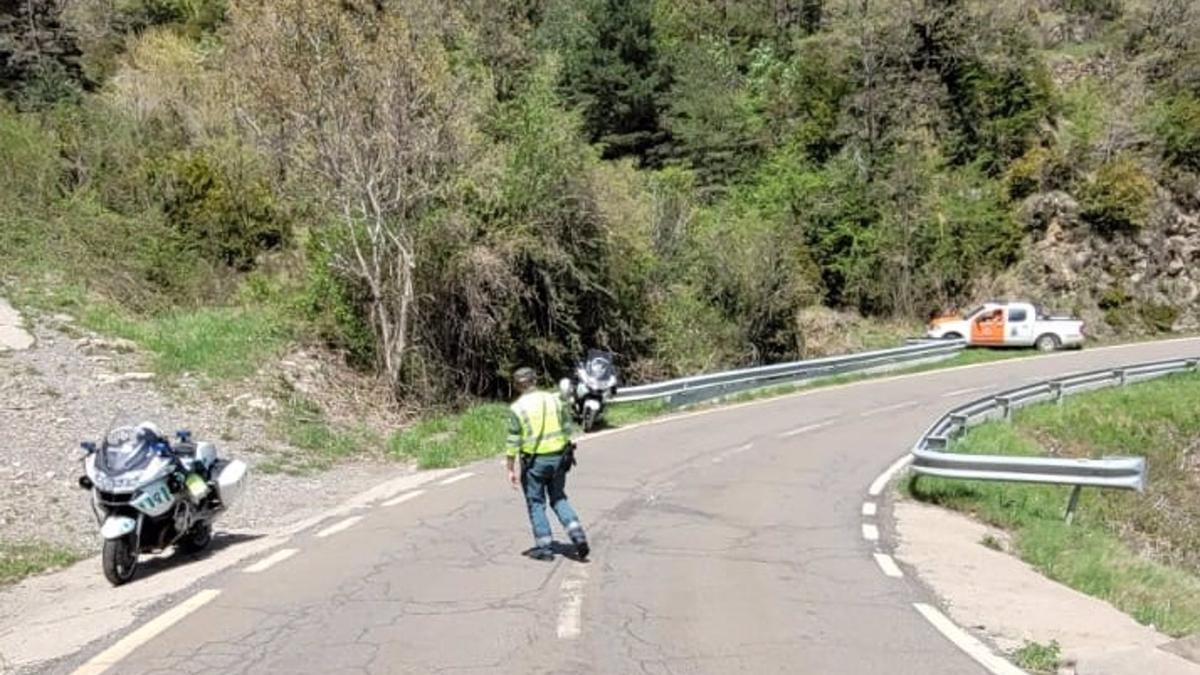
[1078, 155, 1155, 234]
[1153, 93, 1200, 172]
[149, 147, 289, 270]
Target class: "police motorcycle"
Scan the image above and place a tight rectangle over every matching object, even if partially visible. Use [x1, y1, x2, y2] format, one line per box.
[77, 417, 247, 585]
[559, 350, 619, 432]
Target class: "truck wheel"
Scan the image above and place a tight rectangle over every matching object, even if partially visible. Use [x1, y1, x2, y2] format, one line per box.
[1035, 334, 1061, 352]
[102, 536, 138, 586]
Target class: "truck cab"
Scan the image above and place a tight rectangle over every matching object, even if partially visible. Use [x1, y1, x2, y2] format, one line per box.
[927, 301, 1085, 351]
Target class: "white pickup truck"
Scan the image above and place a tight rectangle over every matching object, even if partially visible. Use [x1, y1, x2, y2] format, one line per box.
[926, 301, 1085, 351]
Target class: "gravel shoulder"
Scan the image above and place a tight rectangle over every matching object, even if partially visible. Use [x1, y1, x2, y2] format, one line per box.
[0, 306, 409, 562]
[893, 498, 1200, 675]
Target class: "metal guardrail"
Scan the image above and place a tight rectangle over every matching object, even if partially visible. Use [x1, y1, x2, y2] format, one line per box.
[910, 356, 1200, 520]
[612, 339, 966, 408]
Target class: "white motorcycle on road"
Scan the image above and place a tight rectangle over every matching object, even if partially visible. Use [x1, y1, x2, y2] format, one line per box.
[559, 350, 619, 432]
[77, 420, 247, 585]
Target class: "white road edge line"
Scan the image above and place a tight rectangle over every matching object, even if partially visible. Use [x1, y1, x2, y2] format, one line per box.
[382, 489, 426, 507]
[779, 420, 833, 438]
[862, 524, 879, 541]
[913, 603, 1025, 675]
[868, 453, 913, 497]
[873, 553, 904, 578]
[438, 472, 475, 486]
[557, 569, 588, 640]
[243, 548, 299, 574]
[71, 589, 221, 675]
[862, 502, 877, 517]
[316, 515, 363, 539]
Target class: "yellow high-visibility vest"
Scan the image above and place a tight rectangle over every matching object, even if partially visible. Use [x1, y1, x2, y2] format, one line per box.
[509, 391, 569, 455]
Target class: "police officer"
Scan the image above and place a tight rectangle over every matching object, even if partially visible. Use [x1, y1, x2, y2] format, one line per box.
[505, 367, 589, 561]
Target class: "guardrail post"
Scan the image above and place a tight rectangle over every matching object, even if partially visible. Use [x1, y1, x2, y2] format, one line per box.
[1189, 359, 1199, 372]
[996, 396, 1012, 420]
[1049, 381, 1064, 406]
[1115, 369, 1127, 386]
[949, 413, 968, 436]
[1064, 485, 1083, 525]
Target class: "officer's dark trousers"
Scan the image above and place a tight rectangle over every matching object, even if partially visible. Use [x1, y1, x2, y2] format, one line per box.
[522, 453, 583, 548]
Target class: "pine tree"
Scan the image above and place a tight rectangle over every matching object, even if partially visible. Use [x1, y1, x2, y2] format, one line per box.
[557, 0, 672, 165]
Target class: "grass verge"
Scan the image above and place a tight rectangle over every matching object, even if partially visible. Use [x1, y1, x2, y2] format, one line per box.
[259, 396, 383, 475]
[82, 304, 294, 381]
[1013, 639, 1062, 674]
[908, 371, 1200, 637]
[0, 541, 84, 587]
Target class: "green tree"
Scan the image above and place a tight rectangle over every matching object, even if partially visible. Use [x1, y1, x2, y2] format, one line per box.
[552, 0, 672, 164]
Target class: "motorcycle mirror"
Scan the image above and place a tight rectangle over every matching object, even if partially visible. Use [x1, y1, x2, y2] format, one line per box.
[175, 429, 191, 442]
[80, 441, 97, 454]
[78, 475, 93, 490]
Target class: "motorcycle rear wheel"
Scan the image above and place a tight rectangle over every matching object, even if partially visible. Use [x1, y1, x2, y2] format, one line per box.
[102, 535, 138, 586]
[179, 522, 213, 554]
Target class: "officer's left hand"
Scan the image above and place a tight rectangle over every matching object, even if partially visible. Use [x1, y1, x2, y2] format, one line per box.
[507, 468, 519, 489]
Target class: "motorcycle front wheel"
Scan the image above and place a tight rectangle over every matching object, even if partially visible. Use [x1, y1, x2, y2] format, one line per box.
[102, 535, 139, 586]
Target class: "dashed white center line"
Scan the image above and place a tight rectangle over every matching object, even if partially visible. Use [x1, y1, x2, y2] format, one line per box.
[862, 502, 877, 517]
[873, 553, 904, 578]
[941, 386, 984, 398]
[438, 472, 475, 486]
[860, 401, 919, 417]
[712, 443, 753, 463]
[557, 569, 588, 640]
[778, 420, 834, 438]
[383, 489, 426, 507]
[244, 548, 299, 574]
[71, 589, 221, 675]
[862, 523, 879, 541]
[316, 515, 363, 538]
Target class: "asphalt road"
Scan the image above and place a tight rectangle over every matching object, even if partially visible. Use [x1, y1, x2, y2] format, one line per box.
[61, 339, 1200, 675]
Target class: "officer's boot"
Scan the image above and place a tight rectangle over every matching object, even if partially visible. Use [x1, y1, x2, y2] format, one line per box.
[567, 522, 589, 560]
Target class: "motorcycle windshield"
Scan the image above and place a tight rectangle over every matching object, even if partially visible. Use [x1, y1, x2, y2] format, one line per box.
[580, 351, 614, 389]
[97, 425, 156, 476]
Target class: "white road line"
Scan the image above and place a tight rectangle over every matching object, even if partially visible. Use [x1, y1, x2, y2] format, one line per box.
[873, 553, 904, 578]
[868, 454, 913, 497]
[557, 569, 588, 640]
[778, 420, 833, 438]
[941, 386, 984, 398]
[859, 401, 919, 417]
[438, 472, 475, 486]
[71, 589, 221, 675]
[862, 502, 877, 517]
[862, 523, 879, 541]
[316, 515, 363, 539]
[244, 548, 299, 574]
[913, 603, 1025, 675]
[712, 443, 753, 463]
[382, 489, 426, 507]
